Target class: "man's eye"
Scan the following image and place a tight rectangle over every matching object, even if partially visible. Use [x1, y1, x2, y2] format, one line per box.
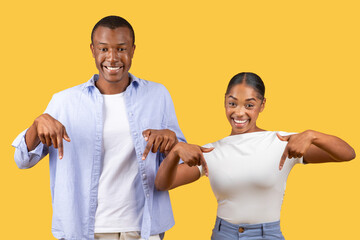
[245, 104, 254, 108]
[100, 48, 107, 52]
[228, 102, 236, 107]
[118, 48, 126, 51]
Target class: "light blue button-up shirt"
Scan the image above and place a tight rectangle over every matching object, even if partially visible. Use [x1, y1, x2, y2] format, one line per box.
[12, 73, 185, 240]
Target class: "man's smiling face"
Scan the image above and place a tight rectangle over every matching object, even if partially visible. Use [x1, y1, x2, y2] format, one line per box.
[91, 26, 135, 85]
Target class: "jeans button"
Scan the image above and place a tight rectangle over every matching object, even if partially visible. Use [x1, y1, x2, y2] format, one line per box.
[238, 227, 245, 233]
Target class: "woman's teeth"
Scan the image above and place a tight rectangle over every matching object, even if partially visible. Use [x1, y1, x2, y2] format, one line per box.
[234, 119, 247, 123]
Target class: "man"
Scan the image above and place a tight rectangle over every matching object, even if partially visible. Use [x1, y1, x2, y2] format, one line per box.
[12, 16, 185, 240]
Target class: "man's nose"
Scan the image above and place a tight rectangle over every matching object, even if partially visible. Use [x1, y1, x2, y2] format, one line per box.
[107, 49, 119, 62]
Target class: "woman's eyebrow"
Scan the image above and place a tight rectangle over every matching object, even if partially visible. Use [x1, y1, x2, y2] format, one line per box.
[228, 95, 237, 100]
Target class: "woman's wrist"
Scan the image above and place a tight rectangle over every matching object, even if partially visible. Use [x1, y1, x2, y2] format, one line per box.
[304, 129, 317, 143]
[172, 142, 185, 158]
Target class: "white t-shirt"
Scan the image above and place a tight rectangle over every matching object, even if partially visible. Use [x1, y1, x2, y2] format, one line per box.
[199, 131, 303, 225]
[95, 93, 144, 233]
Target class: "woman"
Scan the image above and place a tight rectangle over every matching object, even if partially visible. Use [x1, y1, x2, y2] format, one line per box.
[155, 72, 356, 240]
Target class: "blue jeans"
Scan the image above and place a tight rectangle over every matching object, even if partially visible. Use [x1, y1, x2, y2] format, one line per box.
[211, 217, 285, 240]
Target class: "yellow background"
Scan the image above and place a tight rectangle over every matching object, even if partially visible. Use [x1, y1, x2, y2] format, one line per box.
[1, 0, 359, 239]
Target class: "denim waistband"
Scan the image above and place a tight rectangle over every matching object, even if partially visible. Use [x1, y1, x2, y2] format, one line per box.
[214, 216, 283, 239]
[216, 217, 280, 229]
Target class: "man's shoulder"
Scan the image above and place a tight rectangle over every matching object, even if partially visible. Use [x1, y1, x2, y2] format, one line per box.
[52, 79, 92, 99]
[130, 73, 163, 87]
[138, 79, 171, 101]
[135, 75, 166, 88]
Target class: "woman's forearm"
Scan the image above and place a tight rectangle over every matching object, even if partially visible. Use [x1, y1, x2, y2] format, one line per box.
[305, 130, 356, 163]
[155, 147, 180, 191]
[155, 142, 205, 190]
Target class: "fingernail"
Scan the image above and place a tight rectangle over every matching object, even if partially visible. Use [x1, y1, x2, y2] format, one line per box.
[142, 156, 145, 160]
[144, 137, 148, 141]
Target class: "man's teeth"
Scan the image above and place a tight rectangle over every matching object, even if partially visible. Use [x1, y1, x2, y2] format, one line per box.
[234, 119, 247, 124]
[106, 66, 121, 70]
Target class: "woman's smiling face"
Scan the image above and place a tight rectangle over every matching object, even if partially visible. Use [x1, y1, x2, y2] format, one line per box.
[225, 83, 266, 135]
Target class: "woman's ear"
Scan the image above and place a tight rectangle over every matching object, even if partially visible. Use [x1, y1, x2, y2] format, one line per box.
[260, 98, 266, 112]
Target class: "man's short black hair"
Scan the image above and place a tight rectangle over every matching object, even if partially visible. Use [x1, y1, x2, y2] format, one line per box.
[91, 15, 135, 45]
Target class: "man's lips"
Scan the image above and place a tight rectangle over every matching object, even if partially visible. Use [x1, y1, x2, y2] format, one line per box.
[103, 65, 124, 74]
[104, 66, 123, 70]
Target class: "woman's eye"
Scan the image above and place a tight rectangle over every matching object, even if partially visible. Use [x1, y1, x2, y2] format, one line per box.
[228, 102, 236, 107]
[245, 104, 254, 108]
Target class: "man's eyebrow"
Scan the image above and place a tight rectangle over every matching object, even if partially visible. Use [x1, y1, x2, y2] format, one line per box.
[98, 42, 127, 45]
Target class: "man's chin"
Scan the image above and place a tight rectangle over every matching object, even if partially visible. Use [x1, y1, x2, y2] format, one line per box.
[105, 78, 123, 83]
[100, 73, 125, 83]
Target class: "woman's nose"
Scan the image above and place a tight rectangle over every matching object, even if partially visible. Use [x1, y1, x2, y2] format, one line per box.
[235, 106, 245, 116]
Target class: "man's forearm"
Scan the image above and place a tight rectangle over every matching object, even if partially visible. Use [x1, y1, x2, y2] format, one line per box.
[25, 122, 40, 151]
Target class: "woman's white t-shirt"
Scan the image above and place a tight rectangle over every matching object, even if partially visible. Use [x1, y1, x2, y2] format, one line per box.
[199, 131, 303, 225]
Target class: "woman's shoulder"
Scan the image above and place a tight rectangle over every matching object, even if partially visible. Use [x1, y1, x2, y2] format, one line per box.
[276, 131, 297, 136]
[202, 142, 214, 148]
[203, 131, 297, 151]
[217, 131, 275, 143]
[209, 131, 294, 149]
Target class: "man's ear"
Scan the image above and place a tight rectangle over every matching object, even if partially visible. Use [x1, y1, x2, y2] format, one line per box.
[90, 43, 95, 58]
[131, 44, 136, 58]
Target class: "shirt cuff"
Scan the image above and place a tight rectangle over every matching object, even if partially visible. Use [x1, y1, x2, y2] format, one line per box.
[12, 129, 44, 158]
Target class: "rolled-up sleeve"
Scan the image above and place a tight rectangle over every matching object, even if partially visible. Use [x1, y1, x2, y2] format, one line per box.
[162, 87, 186, 144]
[12, 129, 48, 169]
[12, 94, 59, 169]
[159, 86, 186, 164]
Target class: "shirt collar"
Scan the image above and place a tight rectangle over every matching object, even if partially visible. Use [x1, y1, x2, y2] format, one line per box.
[83, 73, 139, 90]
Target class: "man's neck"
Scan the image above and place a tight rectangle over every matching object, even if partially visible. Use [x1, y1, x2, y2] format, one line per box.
[95, 76, 130, 94]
